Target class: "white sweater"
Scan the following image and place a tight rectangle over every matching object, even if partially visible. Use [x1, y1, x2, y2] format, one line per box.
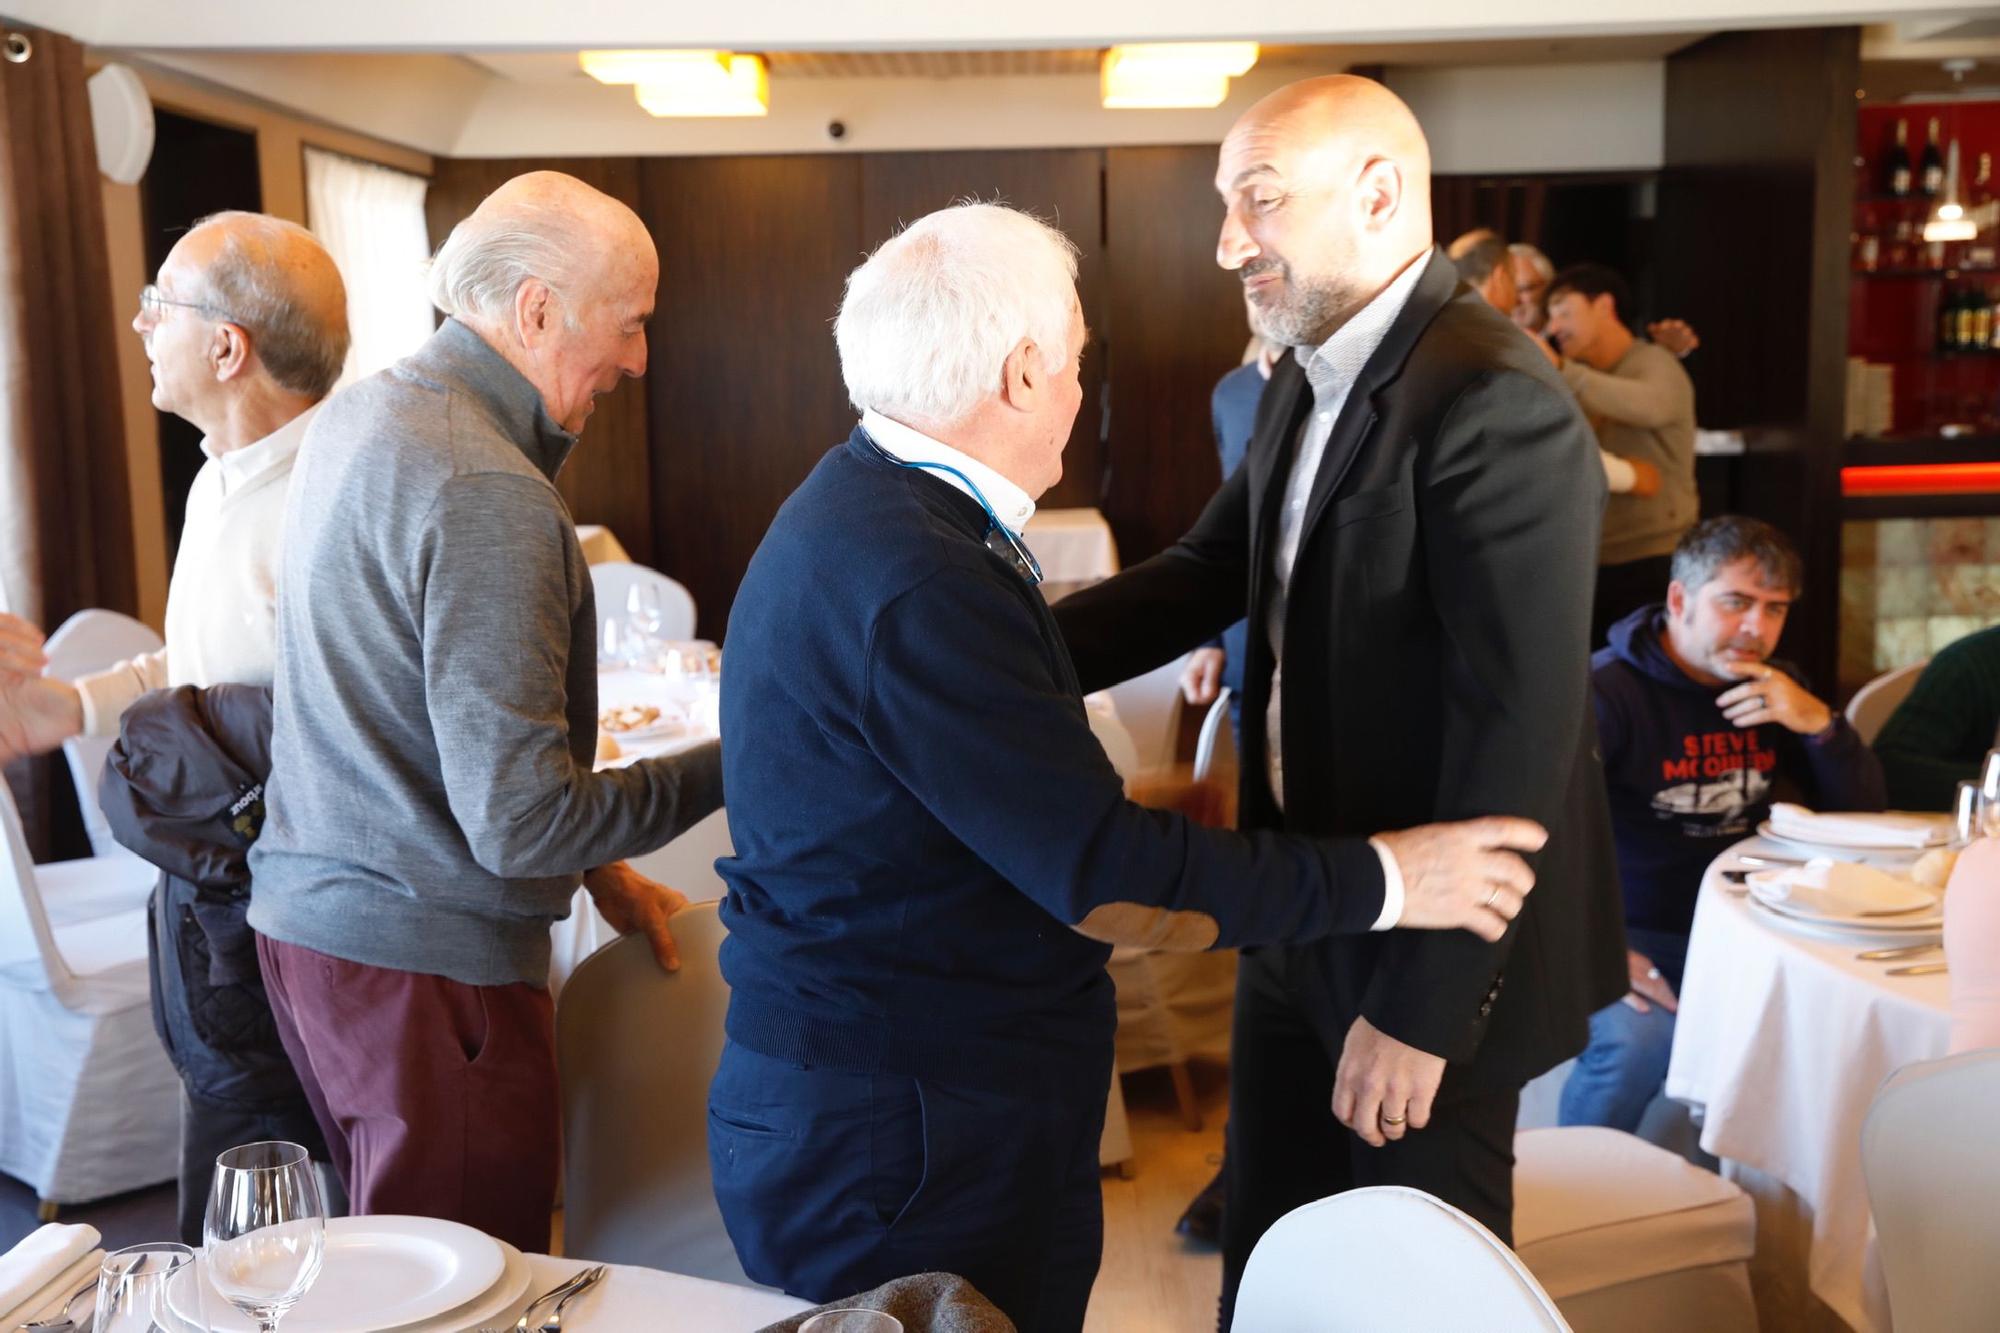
[77, 405, 316, 735]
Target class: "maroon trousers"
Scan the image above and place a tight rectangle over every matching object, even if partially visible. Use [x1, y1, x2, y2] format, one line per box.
[255, 934, 560, 1253]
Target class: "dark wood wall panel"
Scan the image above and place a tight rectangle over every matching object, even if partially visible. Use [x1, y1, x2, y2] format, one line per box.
[639, 154, 862, 640]
[424, 157, 656, 567]
[1658, 27, 1859, 691]
[1102, 146, 1249, 564]
[857, 149, 1107, 508]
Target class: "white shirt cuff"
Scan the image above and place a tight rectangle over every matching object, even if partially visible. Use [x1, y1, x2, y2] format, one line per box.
[1367, 836, 1405, 931]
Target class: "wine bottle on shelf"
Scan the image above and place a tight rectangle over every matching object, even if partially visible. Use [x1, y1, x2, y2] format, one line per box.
[1958, 286, 1979, 351]
[1974, 290, 1995, 352]
[1941, 287, 1963, 352]
[1921, 117, 1946, 197]
[1886, 118, 1913, 197]
[1989, 289, 2000, 351]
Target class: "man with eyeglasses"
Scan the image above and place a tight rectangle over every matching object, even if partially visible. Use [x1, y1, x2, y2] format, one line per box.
[0, 211, 350, 1239]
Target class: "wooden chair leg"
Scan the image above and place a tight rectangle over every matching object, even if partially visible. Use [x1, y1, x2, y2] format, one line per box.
[36, 1198, 58, 1222]
[1170, 1060, 1203, 1133]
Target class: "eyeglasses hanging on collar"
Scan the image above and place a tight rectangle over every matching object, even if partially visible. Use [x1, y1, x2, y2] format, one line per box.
[864, 434, 1045, 587]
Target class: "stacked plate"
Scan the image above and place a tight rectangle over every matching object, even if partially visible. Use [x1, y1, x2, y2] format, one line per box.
[171, 1216, 533, 1333]
[1743, 864, 1943, 943]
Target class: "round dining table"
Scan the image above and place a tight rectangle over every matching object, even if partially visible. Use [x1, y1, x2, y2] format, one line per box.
[1665, 835, 1950, 1333]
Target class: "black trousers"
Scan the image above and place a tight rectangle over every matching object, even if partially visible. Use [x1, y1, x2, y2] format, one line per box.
[1590, 553, 1673, 650]
[1218, 947, 1520, 1329]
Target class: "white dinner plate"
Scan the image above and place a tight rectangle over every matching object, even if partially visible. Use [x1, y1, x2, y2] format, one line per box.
[1755, 817, 1948, 856]
[176, 1216, 506, 1332]
[1747, 897, 1944, 945]
[1743, 869, 1940, 927]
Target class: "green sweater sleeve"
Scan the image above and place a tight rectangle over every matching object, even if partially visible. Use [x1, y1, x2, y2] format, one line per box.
[1873, 636, 2000, 811]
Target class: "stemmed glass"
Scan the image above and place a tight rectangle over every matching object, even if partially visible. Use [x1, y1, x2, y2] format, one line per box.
[93, 1243, 206, 1333]
[625, 584, 665, 668]
[1979, 750, 2000, 838]
[204, 1141, 326, 1332]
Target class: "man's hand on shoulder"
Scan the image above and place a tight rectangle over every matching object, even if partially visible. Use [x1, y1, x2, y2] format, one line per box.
[584, 860, 690, 973]
[1717, 664, 1833, 737]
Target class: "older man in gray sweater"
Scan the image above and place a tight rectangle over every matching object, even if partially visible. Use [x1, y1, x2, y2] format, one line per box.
[248, 173, 716, 1251]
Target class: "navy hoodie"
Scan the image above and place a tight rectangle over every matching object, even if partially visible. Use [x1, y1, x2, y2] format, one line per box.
[1593, 605, 1886, 936]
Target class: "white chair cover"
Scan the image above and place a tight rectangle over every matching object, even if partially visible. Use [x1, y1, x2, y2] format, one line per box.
[0, 784, 177, 1205]
[1193, 687, 1235, 785]
[41, 609, 163, 858]
[1234, 1185, 1571, 1331]
[1844, 659, 1926, 746]
[1862, 1048, 2000, 1332]
[1100, 654, 1188, 781]
[589, 562, 697, 645]
[556, 904, 756, 1286]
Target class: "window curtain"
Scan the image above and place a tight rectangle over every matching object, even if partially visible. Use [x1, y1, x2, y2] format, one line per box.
[304, 146, 434, 389]
[0, 21, 137, 855]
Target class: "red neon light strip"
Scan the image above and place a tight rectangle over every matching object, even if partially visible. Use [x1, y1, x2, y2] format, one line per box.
[1842, 463, 2000, 495]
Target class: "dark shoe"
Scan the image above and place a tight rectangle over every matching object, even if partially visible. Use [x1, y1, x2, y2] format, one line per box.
[1174, 1167, 1227, 1246]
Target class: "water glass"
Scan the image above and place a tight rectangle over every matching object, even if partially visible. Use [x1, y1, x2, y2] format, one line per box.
[94, 1243, 205, 1333]
[800, 1312, 903, 1333]
[204, 1141, 326, 1332]
[1955, 780, 1983, 847]
[1981, 751, 2000, 838]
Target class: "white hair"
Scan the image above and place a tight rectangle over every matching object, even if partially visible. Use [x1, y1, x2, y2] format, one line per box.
[835, 202, 1079, 428]
[427, 200, 584, 331]
[1507, 241, 1555, 283]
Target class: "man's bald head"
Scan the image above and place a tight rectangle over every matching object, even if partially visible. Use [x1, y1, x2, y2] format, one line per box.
[1214, 75, 1435, 347]
[429, 171, 655, 331]
[177, 211, 350, 399]
[429, 171, 659, 435]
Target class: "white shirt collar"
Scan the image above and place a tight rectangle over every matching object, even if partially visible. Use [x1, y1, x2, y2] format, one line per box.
[859, 409, 1037, 533]
[201, 402, 319, 498]
[1294, 251, 1431, 399]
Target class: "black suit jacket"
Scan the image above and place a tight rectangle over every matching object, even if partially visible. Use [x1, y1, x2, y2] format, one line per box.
[1056, 249, 1627, 1086]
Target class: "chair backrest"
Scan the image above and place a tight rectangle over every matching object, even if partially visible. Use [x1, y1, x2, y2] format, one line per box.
[1846, 659, 1927, 746]
[556, 902, 748, 1283]
[1100, 654, 1188, 780]
[1193, 688, 1235, 784]
[1233, 1186, 1572, 1332]
[1862, 1048, 2000, 1332]
[0, 781, 80, 1004]
[589, 562, 698, 644]
[42, 610, 164, 858]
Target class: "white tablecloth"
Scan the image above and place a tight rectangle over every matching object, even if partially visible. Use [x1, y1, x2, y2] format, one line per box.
[1024, 507, 1118, 601]
[487, 1253, 807, 1330]
[1665, 838, 1950, 1333]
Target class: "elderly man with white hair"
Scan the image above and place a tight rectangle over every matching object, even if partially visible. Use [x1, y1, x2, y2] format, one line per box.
[246, 172, 717, 1251]
[710, 201, 1546, 1331]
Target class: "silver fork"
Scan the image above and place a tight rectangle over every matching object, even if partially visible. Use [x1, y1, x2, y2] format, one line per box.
[480, 1266, 600, 1333]
[21, 1273, 98, 1331]
[537, 1264, 606, 1332]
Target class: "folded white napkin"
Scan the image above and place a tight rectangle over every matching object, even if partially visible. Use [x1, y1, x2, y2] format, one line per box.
[0, 1223, 101, 1325]
[1751, 857, 1937, 917]
[1768, 802, 1945, 849]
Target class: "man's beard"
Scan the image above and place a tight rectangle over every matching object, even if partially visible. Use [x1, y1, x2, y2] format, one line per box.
[1243, 260, 1355, 348]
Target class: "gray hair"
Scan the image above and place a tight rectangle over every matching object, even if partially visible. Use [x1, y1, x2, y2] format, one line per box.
[428, 201, 584, 332]
[1507, 241, 1555, 283]
[1452, 233, 1510, 286]
[186, 211, 349, 399]
[835, 202, 1079, 428]
[1671, 516, 1804, 598]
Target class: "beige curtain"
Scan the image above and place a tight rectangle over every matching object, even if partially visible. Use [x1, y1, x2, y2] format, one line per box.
[0, 21, 136, 855]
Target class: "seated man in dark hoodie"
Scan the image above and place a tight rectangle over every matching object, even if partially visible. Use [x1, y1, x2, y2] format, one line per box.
[713, 201, 1546, 1333]
[1560, 516, 1885, 1134]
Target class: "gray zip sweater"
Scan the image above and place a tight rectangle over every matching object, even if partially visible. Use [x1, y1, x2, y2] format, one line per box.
[247, 319, 721, 987]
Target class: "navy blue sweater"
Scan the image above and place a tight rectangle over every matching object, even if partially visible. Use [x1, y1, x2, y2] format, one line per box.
[1594, 605, 1886, 936]
[717, 428, 1386, 1094]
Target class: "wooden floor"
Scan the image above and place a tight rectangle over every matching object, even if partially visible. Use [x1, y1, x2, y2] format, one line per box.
[1085, 1061, 1229, 1333]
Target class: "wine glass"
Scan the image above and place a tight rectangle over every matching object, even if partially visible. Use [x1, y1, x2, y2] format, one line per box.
[1980, 750, 2000, 838]
[204, 1141, 326, 1332]
[94, 1243, 206, 1333]
[625, 584, 665, 668]
[800, 1313, 903, 1333]
[1955, 780, 1983, 847]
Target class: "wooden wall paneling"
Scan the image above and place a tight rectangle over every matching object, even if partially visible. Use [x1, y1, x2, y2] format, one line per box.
[423, 157, 656, 567]
[1102, 145, 1249, 566]
[1658, 27, 1860, 691]
[856, 149, 1108, 509]
[638, 154, 863, 641]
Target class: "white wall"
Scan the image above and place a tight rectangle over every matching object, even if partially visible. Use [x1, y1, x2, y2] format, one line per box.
[1387, 62, 1664, 172]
